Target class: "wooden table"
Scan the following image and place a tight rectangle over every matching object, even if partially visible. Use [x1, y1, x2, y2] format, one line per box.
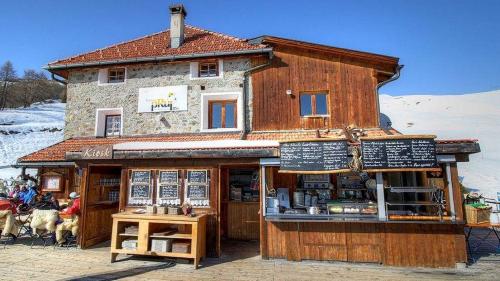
[465, 222, 500, 262]
[110, 212, 207, 268]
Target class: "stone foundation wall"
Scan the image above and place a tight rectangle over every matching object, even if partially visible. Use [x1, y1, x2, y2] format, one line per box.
[64, 58, 252, 139]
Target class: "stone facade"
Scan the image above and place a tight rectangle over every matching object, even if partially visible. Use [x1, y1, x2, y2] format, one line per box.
[64, 58, 252, 139]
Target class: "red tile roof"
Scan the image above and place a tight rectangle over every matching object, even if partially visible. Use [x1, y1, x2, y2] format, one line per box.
[18, 129, 403, 163]
[47, 25, 267, 67]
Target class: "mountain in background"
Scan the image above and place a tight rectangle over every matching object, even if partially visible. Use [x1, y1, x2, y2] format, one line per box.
[0, 91, 498, 199]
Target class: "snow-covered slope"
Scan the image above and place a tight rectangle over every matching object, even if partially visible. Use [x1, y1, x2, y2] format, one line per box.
[0, 101, 65, 179]
[380, 90, 500, 199]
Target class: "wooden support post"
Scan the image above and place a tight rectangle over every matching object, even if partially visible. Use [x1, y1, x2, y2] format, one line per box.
[376, 172, 386, 220]
[445, 163, 456, 221]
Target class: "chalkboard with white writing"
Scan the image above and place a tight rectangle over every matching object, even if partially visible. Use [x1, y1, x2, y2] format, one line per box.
[130, 184, 151, 199]
[131, 170, 151, 183]
[159, 170, 178, 183]
[280, 140, 349, 172]
[361, 138, 438, 170]
[159, 184, 179, 200]
[187, 170, 208, 184]
[186, 184, 208, 200]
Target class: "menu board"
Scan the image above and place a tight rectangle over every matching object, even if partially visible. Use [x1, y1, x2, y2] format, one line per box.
[131, 170, 151, 183]
[361, 138, 438, 170]
[159, 170, 178, 183]
[280, 140, 349, 172]
[186, 184, 208, 200]
[130, 184, 151, 199]
[159, 184, 179, 200]
[187, 170, 207, 184]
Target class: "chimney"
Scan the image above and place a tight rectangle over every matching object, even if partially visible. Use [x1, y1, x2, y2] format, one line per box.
[169, 4, 187, 48]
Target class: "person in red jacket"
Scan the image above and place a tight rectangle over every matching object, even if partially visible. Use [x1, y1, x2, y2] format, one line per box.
[60, 192, 80, 216]
[0, 193, 16, 214]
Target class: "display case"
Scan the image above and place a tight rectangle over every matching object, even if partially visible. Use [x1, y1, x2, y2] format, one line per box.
[385, 186, 447, 221]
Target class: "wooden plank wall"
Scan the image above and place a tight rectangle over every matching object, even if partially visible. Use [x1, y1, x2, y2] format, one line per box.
[265, 221, 466, 268]
[251, 46, 380, 131]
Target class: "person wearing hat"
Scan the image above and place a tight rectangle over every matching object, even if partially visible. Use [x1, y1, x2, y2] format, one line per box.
[60, 192, 80, 216]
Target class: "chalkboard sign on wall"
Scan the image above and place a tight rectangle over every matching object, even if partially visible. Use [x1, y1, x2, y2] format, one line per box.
[361, 137, 438, 171]
[186, 184, 208, 200]
[159, 170, 178, 183]
[159, 184, 179, 200]
[280, 140, 349, 172]
[187, 170, 208, 184]
[130, 184, 151, 199]
[131, 170, 151, 183]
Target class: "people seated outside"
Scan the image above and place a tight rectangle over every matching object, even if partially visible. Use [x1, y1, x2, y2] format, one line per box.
[0, 193, 18, 241]
[22, 184, 38, 205]
[55, 192, 80, 245]
[60, 192, 80, 216]
[8, 185, 20, 198]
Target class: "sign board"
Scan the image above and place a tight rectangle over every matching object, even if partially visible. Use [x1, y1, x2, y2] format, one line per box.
[279, 140, 349, 173]
[187, 170, 208, 184]
[186, 184, 208, 200]
[131, 170, 151, 184]
[361, 137, 438, 171]
[138, 85, 188, 113]
[81, 145, 113, 159]
[130, 184, 151, 199]
[159, 170, 178, 183]
[159, 184, 180, 200]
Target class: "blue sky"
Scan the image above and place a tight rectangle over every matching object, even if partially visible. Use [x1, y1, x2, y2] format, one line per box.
[0, 0, 499, 95]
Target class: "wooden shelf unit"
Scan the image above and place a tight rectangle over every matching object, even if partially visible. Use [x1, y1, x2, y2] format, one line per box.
[110, 212, 207, 268]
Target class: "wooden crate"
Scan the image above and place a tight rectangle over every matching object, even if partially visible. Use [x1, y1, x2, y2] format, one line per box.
[465, 205, 491, 224]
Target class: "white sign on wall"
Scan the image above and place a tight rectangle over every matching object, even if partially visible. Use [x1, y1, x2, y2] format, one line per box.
[138, 85, 188, 113]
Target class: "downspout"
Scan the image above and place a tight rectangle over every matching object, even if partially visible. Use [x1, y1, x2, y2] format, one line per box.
[376, 64, 403, 128]
[51, 73, 67, 85]
[240, 51, 274, 140]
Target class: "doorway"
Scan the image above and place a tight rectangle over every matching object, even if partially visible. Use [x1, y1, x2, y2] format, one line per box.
[80, 165, 122, 248]
[220, 166, 260, 248]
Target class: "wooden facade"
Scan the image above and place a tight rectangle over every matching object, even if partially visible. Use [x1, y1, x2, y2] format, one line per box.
[251, 42, 398, 131]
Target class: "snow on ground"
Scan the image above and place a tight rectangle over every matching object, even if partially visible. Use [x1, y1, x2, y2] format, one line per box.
[380, 90, 500, 200]
[0, 100, 65, 179]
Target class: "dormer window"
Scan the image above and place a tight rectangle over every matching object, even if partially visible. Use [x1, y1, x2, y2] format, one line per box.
[108, 68, 126, 83]
[199, 62, 218, 77]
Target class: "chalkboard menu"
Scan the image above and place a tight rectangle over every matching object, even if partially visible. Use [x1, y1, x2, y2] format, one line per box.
[361, 138, 438, 170]
[130, 184, 151, 199]
[159, 184, 179, 200]
[186, 184, 208, 200]
[280, 140, 349, 172]
[187, 170, 207, 184]
[159, 170, 178, 184]
[131, 170, 151, 183]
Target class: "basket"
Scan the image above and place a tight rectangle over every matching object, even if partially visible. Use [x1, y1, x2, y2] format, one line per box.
[465, 204, 491, 224]
[168, 207, 182, 215]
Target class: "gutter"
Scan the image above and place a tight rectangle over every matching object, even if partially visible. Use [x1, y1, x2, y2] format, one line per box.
[241, 51, 274, 140]
[376, 64, 403, 128]
[44, 48, 274, 70]
[13, 161, 75, 168]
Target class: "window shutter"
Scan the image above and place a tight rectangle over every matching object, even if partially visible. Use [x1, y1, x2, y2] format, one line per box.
[190, 62, 199, 79]
[98, 68, 108, 84]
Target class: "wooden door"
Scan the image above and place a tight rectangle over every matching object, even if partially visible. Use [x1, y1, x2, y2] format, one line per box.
[80, 166, 121, 248]
[227, 202, 260, 240]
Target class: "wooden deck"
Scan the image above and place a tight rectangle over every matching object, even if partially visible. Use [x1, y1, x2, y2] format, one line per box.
[0, 232, 498, 281]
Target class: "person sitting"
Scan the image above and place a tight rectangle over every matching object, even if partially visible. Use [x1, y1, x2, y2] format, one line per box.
[55, 192, 80, 245]
[22, 185, 38, 205]
[8, 185, 20, 198]
[0, 193, 18, 241]
[60, 192, 80, 216]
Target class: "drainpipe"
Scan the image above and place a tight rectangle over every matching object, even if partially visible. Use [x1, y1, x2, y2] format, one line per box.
[376, 64, 403, 128]
[51, 73, 67, 85]
[240, 51, 274, 140]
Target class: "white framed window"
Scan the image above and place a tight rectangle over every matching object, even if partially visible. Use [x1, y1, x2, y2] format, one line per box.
[95, 108, 123, 137]
[190, 59, 224, 80]
[98, 67, 127, 85]
[200, 92, 243, 132]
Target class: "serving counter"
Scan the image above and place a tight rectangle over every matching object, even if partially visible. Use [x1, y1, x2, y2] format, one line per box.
[110, 212, 207, 268]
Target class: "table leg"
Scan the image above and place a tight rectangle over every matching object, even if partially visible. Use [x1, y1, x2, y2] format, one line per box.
[111, 253, 118, 263]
